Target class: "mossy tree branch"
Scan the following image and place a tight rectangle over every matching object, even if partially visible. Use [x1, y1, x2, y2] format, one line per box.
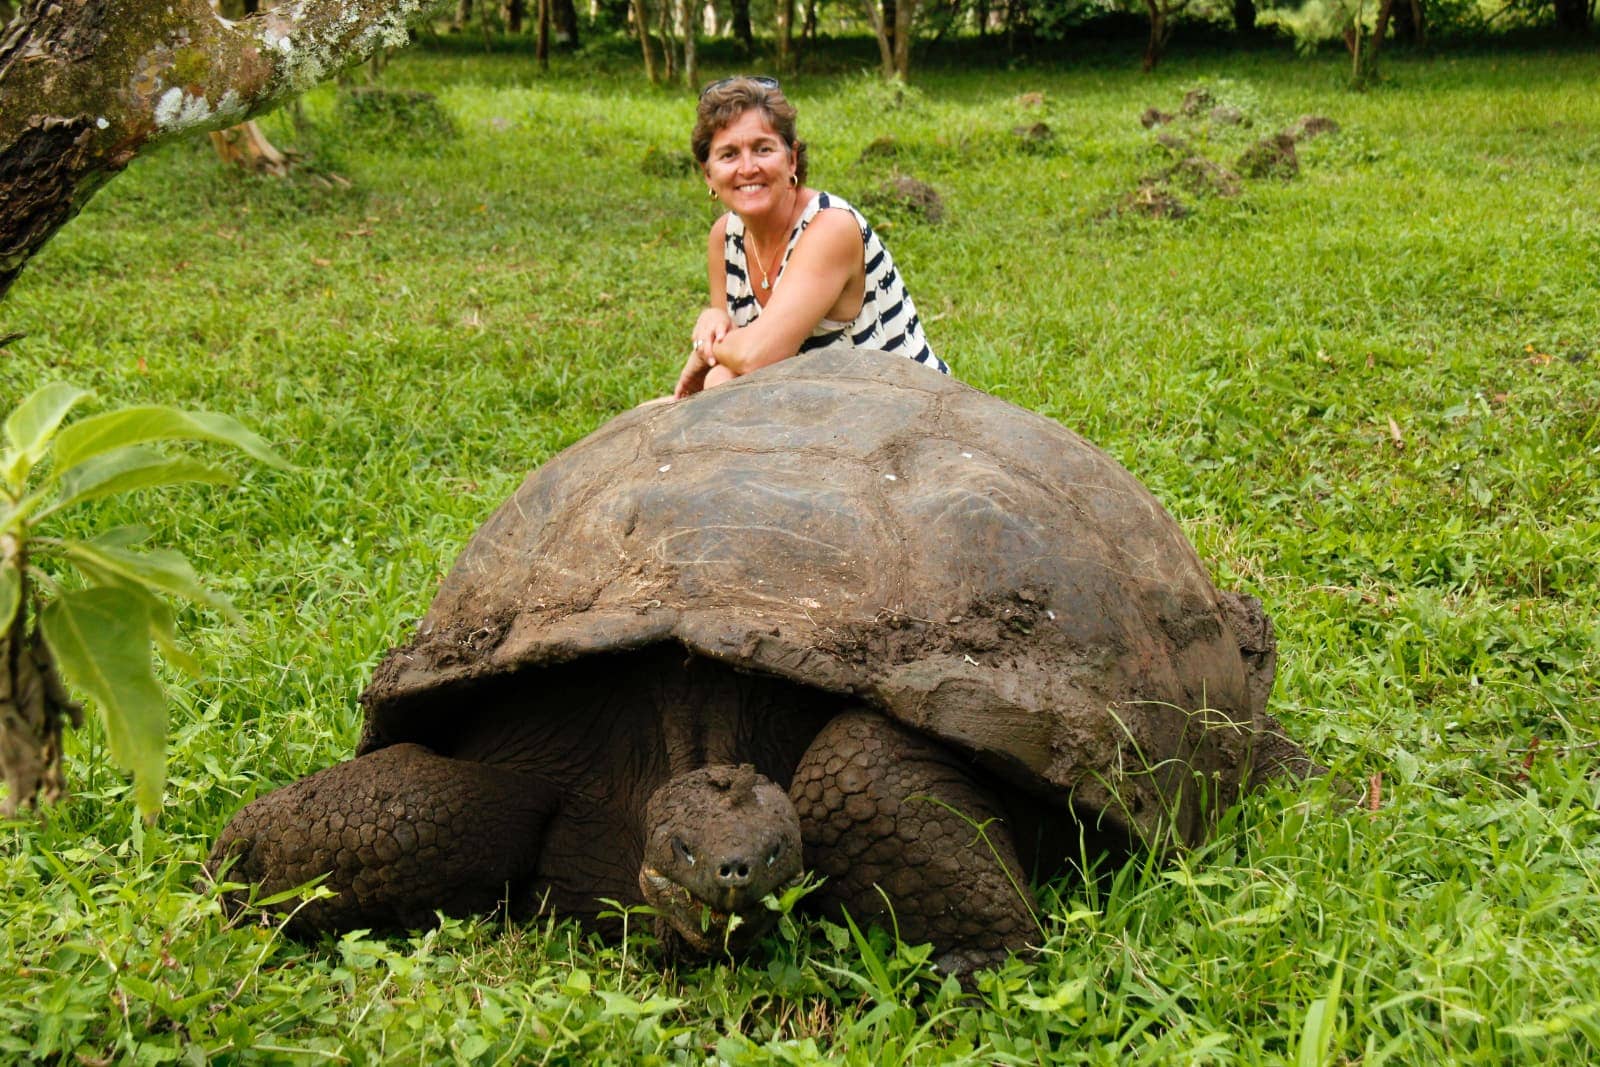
[0, 0, 432, 299]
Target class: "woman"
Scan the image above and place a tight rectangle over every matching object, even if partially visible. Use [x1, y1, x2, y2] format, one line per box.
[674, 76, 948, 399]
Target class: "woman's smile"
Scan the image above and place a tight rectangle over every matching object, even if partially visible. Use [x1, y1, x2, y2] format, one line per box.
[706, 110, 793, 215]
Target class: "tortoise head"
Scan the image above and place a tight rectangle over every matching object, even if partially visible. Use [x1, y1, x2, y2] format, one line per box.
[638, 763, 803, 955]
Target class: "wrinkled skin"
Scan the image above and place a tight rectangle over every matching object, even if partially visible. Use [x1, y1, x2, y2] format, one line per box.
[638, 764, 802, 954]
[208, 649, 1067, 973]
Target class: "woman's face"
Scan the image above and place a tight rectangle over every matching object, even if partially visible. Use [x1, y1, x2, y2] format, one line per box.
[704, 108, 795, 217]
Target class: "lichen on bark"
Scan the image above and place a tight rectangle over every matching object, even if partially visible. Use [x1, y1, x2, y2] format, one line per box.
[0, 0, 433, 298]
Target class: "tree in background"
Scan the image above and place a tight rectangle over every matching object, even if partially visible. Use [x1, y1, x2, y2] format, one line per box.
[1549, 0, 1591, 30]
[1142, 0, 1194, 68]
[861, 0, 917, 78]
[0, 0, 435, 300]
[730, 0, 756, 49]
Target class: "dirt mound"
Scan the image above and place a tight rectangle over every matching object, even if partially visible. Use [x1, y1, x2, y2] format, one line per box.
[1117, 180, 1190, 219]
[1119, 90, 1339, 218]
[1286, 115, 1341, 141]
[858, 136, 900, 163]
[640, 145, 697, 177]
[1237, 134, 1300, 180]
[1169, 157, 1244, 198]
[860, 176, 945, 223]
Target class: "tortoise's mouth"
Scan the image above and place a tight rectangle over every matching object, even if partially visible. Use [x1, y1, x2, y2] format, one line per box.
[638, 867, 796, 955]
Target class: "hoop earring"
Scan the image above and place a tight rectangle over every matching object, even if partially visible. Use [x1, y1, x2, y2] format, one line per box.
[788, 173, 798, 188]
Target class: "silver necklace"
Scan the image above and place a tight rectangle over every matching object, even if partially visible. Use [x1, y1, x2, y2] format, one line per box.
[747, 195, 799, 292]
[748, 232, 777, 291]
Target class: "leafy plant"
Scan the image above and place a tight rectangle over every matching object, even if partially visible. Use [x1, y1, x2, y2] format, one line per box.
[0, 383, 285, 818]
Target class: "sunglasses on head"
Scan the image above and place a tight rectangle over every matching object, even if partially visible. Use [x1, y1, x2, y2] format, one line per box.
[699, 75, 781, 99]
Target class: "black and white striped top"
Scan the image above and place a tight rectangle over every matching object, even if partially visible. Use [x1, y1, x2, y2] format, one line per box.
[723, 192, 948, 374]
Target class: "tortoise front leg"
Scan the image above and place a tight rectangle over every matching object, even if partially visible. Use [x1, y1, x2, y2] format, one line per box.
[208, 743, 557, 935]
[790, 711, 1038, 975]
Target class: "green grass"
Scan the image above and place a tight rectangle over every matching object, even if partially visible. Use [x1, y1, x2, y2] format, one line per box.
[2, 38, 1598, 1064]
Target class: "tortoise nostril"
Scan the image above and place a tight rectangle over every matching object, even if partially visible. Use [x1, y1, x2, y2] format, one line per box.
[718, 860, 751, 883]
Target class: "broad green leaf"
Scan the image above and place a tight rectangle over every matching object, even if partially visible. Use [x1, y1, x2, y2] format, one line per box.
[58, 539, 239, 621]
[60, 553, 212, 679]
[41, 446, 233, 519]
[595, 990, 686, 1017]
[90, 525, 154, 549]
[1016, 977, 1089, 1014]
[52, 406, 288, 472]
[3, 383, 93, 485]
[40, 588, 167, 817]
[66, 555, 205, 679]
[0, 558, 18, 638]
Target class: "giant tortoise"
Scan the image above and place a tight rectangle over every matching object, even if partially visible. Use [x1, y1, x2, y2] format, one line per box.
[210, 348, 1309, 973]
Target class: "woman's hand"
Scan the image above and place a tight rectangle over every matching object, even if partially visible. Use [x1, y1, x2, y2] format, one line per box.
[692, 307, 733, 355]
[675, 308, 734, 399]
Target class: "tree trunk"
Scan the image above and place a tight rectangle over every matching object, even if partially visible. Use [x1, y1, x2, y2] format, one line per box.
[1552, 0, 1590, 31]
[730, 0, 753, 50]
[537, 0, 551, 68]
[680, 0, 700, 91]
[1233, 0, 1256, 34]
[505, 0, 524, 33]
[453, 0, 472, 30]
[1353, 0, 1395, 86]
[861, 0, 895, 78]
[656, 0, 676, 81]
[1390, 0, 1423, 44]
[552, 0, 580, 46]
[0, 0, 433, 300]
[775, 0, 794, 72]
[1143, 0, 1166, 71]
[1005, 0, 1029, 52]
[209, 120, 294, 176]
[631, 0, 658, 82]
[891, 0, 913, 78]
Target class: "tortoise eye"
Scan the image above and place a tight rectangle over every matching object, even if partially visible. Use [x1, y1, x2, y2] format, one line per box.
[674, 838, 696, 866]
[765, 844, 781, 867]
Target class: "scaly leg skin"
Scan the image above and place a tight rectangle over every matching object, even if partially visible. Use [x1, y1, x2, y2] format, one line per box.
[790, 711, 1038, 976]
[208, 743, 557, 935]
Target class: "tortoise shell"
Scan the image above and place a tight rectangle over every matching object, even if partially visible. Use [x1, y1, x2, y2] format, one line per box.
[361, 349, 1305, 846]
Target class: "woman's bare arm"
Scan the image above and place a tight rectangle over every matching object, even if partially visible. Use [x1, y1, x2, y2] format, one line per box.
[708, 209, 862, 377]
[676, 215, 735, 398]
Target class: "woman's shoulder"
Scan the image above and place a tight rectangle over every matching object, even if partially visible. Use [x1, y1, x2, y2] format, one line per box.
[808, 190, 860, 216]
[804, 191, 869, 235]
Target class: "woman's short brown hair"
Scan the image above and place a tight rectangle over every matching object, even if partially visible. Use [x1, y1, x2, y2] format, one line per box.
[691, 77, 809, 186]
